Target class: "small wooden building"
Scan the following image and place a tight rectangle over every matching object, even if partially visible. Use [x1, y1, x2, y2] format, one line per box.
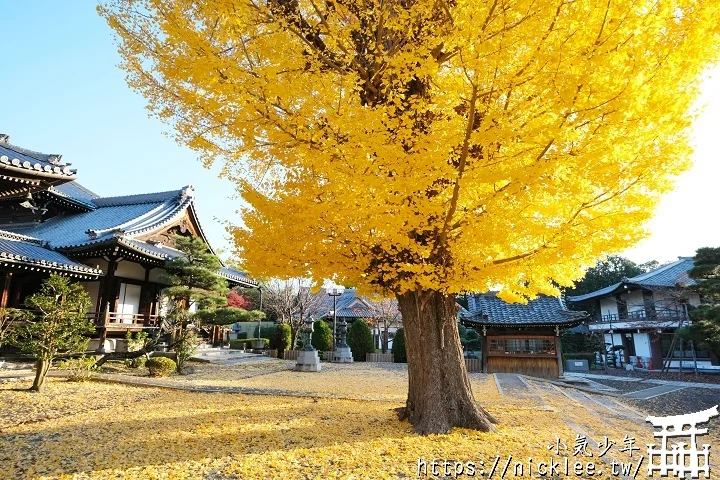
[461, 293, 586, 378]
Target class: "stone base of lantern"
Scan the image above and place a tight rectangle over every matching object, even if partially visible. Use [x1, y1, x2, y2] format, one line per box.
[295, 350, 322, 372]
[332, 346, 354, 363]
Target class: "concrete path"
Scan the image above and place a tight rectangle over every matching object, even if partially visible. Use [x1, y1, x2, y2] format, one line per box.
[191, 347, 278, 366]
[620, 384, 686, 400]
[565, 372, 720, 390]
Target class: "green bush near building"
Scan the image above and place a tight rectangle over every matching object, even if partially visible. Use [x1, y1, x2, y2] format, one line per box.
[392, 328, 406, 363]
[348, 319, 374, 362]
[271, 324, 292, 352]
[311, 320, 333, 352]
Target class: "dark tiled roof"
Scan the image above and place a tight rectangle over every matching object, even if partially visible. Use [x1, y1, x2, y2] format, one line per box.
[92, 189, 186, 207]
[568, 257, 696, 302]
[53, 181, 99, 202]
[625, 257, 696, 287]
[0, 135, 76, 178]
[0, 231, 102, 277]
[119, 239, 256, 287]
[462, 293, 586, 326]
[219, 267, 257, 286]
[0, 187, 192, 249]
[307, 288, 400, 319]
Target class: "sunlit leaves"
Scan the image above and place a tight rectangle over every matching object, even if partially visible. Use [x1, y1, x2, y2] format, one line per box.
[100, 0, 720, 300]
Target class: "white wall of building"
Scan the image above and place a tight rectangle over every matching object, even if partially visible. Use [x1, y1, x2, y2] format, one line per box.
[632, 333, 651, 358]
[599, 298, 618, 318]
[625, 291, 645, 313]
[115, 261, 146, 281]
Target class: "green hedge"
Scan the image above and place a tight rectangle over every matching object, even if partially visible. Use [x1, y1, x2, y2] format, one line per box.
[311, 320, 333, 351]
[271, 324, 292, 351]
[348, 319, 374, 362]
[392, 328, 407, 363]
[229, 338, 270, 350]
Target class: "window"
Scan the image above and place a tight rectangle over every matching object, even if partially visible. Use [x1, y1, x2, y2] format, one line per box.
[488, 338, 555, 355]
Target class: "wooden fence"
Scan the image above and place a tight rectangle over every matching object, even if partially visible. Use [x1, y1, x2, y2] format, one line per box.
[366, 353, 393, 363]
[284, 350, 300, 361]
[465, 358, 482, 373]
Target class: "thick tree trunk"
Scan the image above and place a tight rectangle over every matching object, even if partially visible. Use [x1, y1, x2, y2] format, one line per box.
[397, 289, 497, 434]
[29, 358, 50, 392]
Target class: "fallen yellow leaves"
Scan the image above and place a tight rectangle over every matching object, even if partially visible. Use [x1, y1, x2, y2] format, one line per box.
[0, 367, 680, 480]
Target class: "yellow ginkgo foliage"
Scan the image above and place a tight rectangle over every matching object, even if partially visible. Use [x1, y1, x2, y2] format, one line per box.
[101, 0, 720, 434]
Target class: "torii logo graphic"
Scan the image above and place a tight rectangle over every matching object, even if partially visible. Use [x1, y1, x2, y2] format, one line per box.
[646, 405, 718, 478]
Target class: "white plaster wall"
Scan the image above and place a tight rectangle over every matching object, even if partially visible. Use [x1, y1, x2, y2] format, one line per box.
[604, 333, 624, 348]
[115, 261, 146, 281]
[626, 291, 645, 313]
[633, 333, 651, 358]
[599, 298, 618, 318]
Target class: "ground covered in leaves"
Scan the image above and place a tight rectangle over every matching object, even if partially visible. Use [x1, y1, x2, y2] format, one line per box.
[1, 363, 715, 479]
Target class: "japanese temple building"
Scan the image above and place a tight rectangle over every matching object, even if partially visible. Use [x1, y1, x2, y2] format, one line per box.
[0, 135, 256, 349]
[460, 293, 587, 378]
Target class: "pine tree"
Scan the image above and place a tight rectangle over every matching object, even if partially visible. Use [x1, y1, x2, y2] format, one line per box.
[10, 275, 93, 391]
[162, 236, 229, 369]
[682, 247, 720, 359]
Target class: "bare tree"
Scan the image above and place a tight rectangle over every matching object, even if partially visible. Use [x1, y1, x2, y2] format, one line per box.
[262, 279, 325, 349]
[368, 297, 402, 353]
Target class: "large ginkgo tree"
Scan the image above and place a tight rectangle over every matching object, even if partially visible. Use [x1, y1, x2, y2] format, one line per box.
[101, 0, 720, 433]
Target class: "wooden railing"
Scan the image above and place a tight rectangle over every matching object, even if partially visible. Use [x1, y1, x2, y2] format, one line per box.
[366, 353, 393, 363]
[594, 309, 684, 324]
[89, 311, 161, 330]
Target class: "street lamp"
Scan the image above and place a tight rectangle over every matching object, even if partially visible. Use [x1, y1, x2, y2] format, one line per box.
[327, 285, 345, 349]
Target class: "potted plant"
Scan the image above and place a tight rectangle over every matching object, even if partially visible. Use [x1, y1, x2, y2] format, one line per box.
[251, 339, 266, 349]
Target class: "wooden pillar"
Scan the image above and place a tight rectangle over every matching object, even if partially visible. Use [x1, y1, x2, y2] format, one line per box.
[481, 333, 488, 373]
[615, 294, 628, 320]
[620, 333, 631, 364]
[649, 332, 664, 370]
[555, 332, 564, 377]
[96, 257, 117, 352]
[139, 266, 152, 325]
[642, 290, 657, 320]
[99, 257, 118, 316]
[0, 271, 12, 308]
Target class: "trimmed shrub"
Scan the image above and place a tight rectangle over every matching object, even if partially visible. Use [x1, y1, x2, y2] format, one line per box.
[271, 324, 292, 352]
[124, 356, 147, 369]
[311, 320, 333, 352]
[347, 319, 374, 362]
[392, 328, 407, 363]
[146, 357, 177, 377]
[58, 356, 96, 382]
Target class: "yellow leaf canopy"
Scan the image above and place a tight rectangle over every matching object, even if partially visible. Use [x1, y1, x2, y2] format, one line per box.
[101, 0, 720, 301]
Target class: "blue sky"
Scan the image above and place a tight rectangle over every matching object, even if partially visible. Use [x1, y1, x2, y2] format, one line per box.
[2, 2, 719, 267]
